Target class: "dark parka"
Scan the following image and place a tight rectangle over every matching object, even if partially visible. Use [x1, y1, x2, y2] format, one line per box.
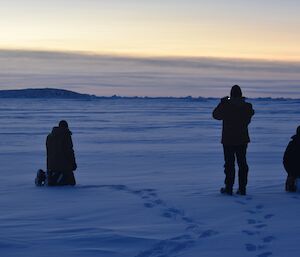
[213, 97, 255, 145]
[283, 133, 300, 178]
[46, 126, 77, 172]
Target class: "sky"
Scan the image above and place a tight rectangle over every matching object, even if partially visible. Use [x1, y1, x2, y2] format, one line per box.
[1, 0, 300, 60]
[1, 50, 300, 98]
[0, 1, 300, 97]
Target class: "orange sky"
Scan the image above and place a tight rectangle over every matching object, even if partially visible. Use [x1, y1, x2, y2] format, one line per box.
[1, 1, 300, 60]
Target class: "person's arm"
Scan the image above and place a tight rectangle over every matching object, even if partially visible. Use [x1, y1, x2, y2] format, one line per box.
[212, 97, 228, 120]
[283, 141, 293, 167]
[250, 104, 255, 117]
[65, 134, 77, 171]
[46, 135, 50, 171]
[245, 103, 255, 125]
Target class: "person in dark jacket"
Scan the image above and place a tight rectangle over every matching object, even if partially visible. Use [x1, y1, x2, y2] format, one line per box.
[46, 120, 77, 186]
[283, 126, 300, 192]
[213, 85, 254, 195]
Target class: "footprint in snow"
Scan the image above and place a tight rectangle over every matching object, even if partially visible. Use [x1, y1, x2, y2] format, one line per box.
[132, 188, 155, 196]
[185, 224, 201, 233]
[248, 219, 258, 225]
[257, 252, 273, 257]
[153, 199, 165, 206]
[256, 204, 264, 210]
[246, 210, 257, 215]
[112, 185, 129, 191]
[242, 201, 275, 257]
[264, 214, 274, 220]
[135, 234, 195, 257]
[245, 243, 267, 252]
[161, 207, 184, 219]
[149, 192, 158, 197]
[255, 224, 268, 229]
[104, 184, 220, 256]
[144, 203, 155, 208]
[245, 243, 257, 252]
[262, 236, 276, 243]
[182, 216, 194, 223]
[245, 204, 265, 215]
[242, 230, 260, 236]
[198, 230, 219, 238]
[170, 234, 193, 241]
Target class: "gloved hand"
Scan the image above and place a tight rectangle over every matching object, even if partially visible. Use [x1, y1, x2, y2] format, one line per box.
[221, 96, 230, 103]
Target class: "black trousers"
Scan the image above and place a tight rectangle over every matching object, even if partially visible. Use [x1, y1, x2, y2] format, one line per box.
[283, 164, 299, 191]
[223, 144, 249, 189]
[47, 170, 76, 186]
[283, 162, 300, 179]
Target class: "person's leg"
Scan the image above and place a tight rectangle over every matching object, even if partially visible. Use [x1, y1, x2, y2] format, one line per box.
[47, 171, 69, 186]
[46, 171, 61, 186]
[236, 144, 249, 194]
[64, 171, 76, 186]
[283, 163, 297, 192]
[223, 145, 236, 193]
[285, 176, 296, 192]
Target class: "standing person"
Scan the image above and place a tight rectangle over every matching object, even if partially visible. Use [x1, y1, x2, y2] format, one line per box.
[283, 126, 300, 192]
[213, 85, 254, 195]
[46, 120, 77, 186]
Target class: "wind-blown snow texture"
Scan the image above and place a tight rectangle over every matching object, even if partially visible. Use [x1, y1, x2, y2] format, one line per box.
[0, 98, 300, 257]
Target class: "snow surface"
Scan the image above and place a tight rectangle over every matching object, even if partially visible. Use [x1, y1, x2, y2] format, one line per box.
[0, 98, 300, 257]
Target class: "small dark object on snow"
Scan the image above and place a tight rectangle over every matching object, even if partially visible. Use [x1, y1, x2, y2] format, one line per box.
[35, 169, 46, 186]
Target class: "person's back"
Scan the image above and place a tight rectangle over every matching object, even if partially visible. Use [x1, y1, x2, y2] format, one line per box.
[283, 126, 300, 192]
[46, 120, 77, 186]
[213, 95, 254, 146]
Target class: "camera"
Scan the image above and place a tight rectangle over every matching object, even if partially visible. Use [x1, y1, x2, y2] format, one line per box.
[221, 96, 230, 103]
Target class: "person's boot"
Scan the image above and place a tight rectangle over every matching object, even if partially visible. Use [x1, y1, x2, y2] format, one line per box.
[236, 187, 246, 195]
[220, 186, 233, 195]
[285, 177, 296, 192]
[35, 169, 46, 186]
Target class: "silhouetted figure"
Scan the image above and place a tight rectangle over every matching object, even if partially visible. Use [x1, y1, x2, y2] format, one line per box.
[46, 120, 77, 186]
[213, 85, 254, 195]
[283, 126, 300, 192]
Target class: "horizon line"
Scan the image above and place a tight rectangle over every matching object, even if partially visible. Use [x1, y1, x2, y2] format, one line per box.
[1, 87, 300, 100]
[2, 48, 300, 64]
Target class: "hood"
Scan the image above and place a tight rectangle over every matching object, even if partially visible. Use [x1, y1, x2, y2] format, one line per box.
[51, 126, 72, 137]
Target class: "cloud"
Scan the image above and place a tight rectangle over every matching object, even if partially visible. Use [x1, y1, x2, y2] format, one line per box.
[0, 49, 299, 98]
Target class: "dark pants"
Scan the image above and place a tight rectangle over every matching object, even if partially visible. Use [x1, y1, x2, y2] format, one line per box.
[223, 144, 249, 189]
[283, 162, 300, 179]
[283, 163, 299, 192]
[47, 170, 76, 186]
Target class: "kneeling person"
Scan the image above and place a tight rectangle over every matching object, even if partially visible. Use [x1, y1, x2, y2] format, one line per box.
[283, 126, 300, 192]
[46, 120, 77, 186]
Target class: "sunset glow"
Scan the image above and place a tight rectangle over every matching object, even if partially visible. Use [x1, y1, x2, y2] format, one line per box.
[1, 0, 300, 60]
